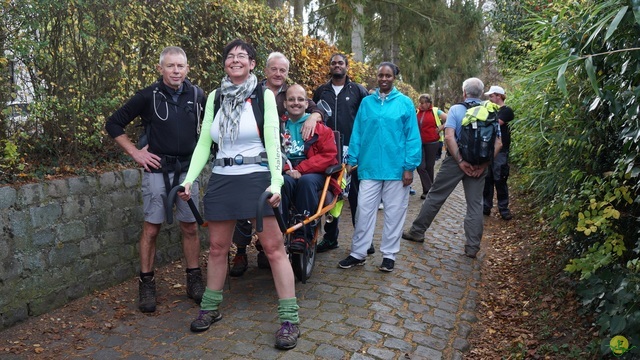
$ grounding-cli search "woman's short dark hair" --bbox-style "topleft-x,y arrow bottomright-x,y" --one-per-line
378,62 -> 400,76
329,53 -> 348,66
222,39 -> 257,66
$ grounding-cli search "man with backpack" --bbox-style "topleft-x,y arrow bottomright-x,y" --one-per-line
105,46 -> 206,312
483,85 -> 514,220
402,77 -> 502,259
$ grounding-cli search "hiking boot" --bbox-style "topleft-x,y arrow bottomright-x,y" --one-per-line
190,310 -> 222,332
501,210 -> 513,220
138,276 -> 156,313
289,238 -> 306,253
420,193 -> 427,200
257,250 -> 270,269
229,254 -> 248,277
338,255 -> 366,269
401,231 -> 424,243
316,238 -> 338,253
483,209 -> 491,216
274,321 -> 300,350
379,258 -> 395,272
367,244 -> 375,255
186,269 -> 205,304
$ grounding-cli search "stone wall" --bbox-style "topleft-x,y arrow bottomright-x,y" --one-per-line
0,168 -> 209,330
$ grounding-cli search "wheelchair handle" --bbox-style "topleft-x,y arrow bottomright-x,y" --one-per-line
256,191 -> 287,233
166,185 -> 204,225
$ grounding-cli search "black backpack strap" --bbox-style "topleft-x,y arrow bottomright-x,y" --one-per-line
249,83 -> 265,145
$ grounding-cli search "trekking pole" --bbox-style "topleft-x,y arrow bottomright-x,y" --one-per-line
166,185 -> 204,226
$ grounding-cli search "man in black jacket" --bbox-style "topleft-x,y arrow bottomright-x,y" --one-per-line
105,46 -> 206,313
312,54 -> 370,253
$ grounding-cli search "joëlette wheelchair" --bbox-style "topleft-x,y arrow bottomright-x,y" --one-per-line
166,131 -> 347,284
257,130 -> 346,283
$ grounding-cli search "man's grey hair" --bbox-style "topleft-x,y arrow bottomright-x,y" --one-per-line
266,52 -> 290,70
462,77 -> 484,98
159,46 -> 187,65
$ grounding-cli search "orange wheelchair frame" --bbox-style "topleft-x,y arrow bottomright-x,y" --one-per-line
256,162 -> 346,284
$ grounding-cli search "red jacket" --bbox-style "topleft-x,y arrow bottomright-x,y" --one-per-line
284,123 -> 342,197
417,106 -> 441,143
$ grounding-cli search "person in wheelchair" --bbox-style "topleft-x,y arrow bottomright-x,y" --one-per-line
281,84 -> 342,253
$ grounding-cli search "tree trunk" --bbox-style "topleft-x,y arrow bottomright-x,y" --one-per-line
293,0 -> 304,25
267,0 -> 284,9
351,4 -> 364,62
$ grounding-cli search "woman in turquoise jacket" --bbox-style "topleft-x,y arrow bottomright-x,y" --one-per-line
338,62 -> 422,272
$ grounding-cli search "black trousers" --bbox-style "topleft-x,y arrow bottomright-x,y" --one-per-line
483,152 -> 510,214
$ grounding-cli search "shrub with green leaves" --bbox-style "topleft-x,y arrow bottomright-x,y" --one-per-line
489,0 -> 640,355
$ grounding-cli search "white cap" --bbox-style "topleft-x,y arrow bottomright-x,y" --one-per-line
484,85 -> 505,95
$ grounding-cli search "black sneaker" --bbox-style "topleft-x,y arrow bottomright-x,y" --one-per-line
483,209 -> 491,216
138,276 -> 156,313
501,210 -> 513,220
316,238 -> 338,253
190,310 -> 222,332
379,258 -> 395,272
186,269 -> 205,304
274,321 -> 300,350
338,255 -> 366,269
257,251 -> 270,269
367,244 -> 375,255
229,254 -> 248,277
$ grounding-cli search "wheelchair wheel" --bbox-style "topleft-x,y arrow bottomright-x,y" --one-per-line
291,229 -> 318,284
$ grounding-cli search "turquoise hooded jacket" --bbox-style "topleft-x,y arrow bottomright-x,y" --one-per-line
346,87 -> 422,181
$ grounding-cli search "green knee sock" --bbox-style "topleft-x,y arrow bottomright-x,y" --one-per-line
201,288 -> 223,311
277,297 -> 300,324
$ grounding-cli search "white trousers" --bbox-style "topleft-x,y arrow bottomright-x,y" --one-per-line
350,179 -> 410,261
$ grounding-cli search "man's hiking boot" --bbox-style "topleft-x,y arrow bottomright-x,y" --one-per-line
186,269 -> 205,304
257,250 -> 270,269
316,238 -> 338,253
138,275 -> 156,313
229,254 -> 248,277
190,310 -> 222,332
274,321 -> 300,350
401,231 -> 424,243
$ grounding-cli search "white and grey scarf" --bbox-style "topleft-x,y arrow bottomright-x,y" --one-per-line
218,73 -> 258,147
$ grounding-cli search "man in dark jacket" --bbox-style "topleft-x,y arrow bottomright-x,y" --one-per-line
312,53 -> 370,253
105,46 -> 206,313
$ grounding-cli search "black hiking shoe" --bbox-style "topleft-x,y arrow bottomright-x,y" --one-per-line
229,254 -> 248,277
190,310 -> 222,332
186,269 -> 205,304
275,321 -> 300,350
257,251 -> 270,269
138,276 -> 156,313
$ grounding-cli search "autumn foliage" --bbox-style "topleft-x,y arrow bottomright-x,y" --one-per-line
0,0 -> 386,184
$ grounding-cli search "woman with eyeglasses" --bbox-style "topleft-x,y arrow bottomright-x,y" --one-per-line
178,39 -> 300,350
